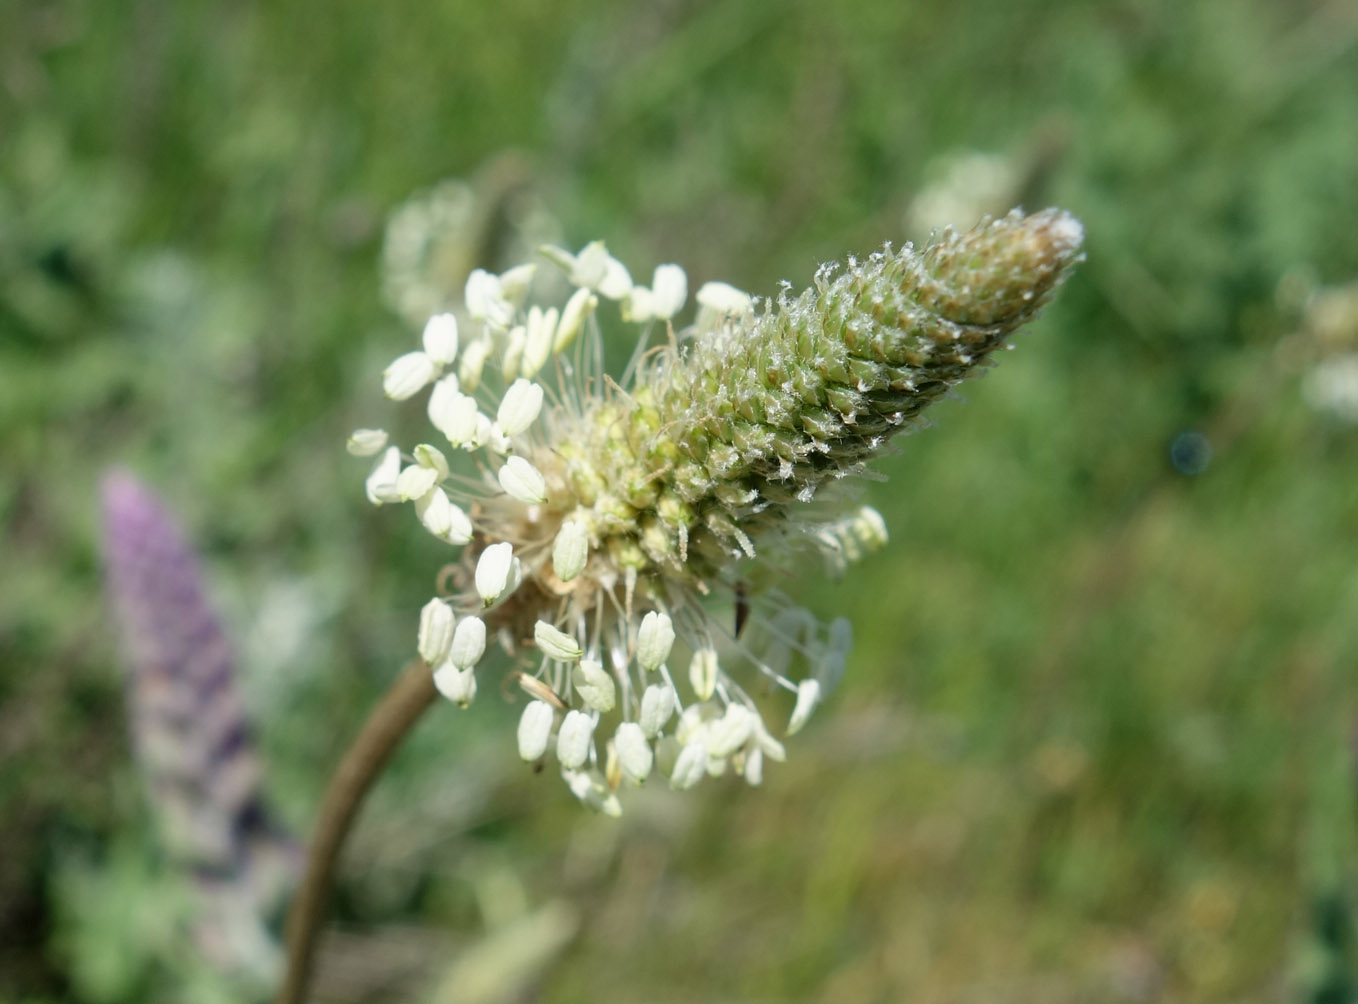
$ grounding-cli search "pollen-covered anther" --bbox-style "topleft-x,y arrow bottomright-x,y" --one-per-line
639,684 -> 675,738
552,520 -> 589,582
415,488 -> 473,545
534,620 -> 583,662
707,704 -> 755,759
395,463 -> 439,502
689,647 -> 719,702
364,446 -> 401,505
635,611 -> 675,672
346,428 -> 389,456
572,657 -> 616,713
449,615 -> 487,670
498,455 -> 547,504
555,287 -> 597,353
421,312 -> 459,365
556,710 -> 595,770
669,738 -> 708,791
614,722 -> 654,783
496,379 -> 544,438
474,543 -> 519,606
417,598 -> 454,665
787,679 -> 821,735
517,701 -> 556,760
383,351 -> 437,401
432,663 -> 477,707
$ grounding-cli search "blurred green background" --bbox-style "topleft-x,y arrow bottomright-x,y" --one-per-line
4,0 -> 1358,1000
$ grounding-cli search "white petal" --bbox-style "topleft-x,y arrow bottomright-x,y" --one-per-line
534,620 -> 583,662
449,615 -> 487,670
395,463 -> 439,501
364,447 -> 403,505
554,287 -> 597,353
421,312 -> 459,365
383,351 -> 437,400
498,456 -> 547,504
417,598 -> 454,665
552,520 -> 589,582
651,264 -> 687,319
346,428 -> 388,456
556,710 -> 594,770
496,379 -> 544,437
432,663 -> 477,707
669,739 -> 708,791
614,722 -> 653,783
517,701 -> 555,761
639,684 -> 675,738
415,487 -> 473,545
707,704 -> 755,759
689,646 -> 719,701
474,542 -> 516,605
412,443 -> 449,479
497,263 -> 537,306
458,337 -> 491,392
572,657 -> 616,713
636,611 -> 675,672
426,374 -> 462,430
787,678 -> 821,735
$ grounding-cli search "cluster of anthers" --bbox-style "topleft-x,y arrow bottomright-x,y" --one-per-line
349,211 -> 1083,814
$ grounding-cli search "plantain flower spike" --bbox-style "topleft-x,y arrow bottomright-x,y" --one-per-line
354,209 -> 1083,811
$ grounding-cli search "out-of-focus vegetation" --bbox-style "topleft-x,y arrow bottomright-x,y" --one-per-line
3,0 -> 1357,1000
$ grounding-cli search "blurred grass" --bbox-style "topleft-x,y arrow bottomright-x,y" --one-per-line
3,0 -> 1358,1000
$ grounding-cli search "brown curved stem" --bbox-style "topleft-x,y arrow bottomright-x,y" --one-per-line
275,660 -> 438,1004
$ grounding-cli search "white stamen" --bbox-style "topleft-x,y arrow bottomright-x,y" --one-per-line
552,520 -> 589,582
475,542 -> 517,606
383,351 -> 436,401
449,615 -> 487,670
614,722 -> 653,783
636,611 -> 675,672
517,701 -> 555,761
496,379 -> 544,437
421,312 -> 459,365
417,598 -> 454,666
498,455 -> 547,504
556,710 -> 594,770
573,657 -> 616,713
432,663 -> 477,707
346,428 -> 388,456
534,620 -> 583,663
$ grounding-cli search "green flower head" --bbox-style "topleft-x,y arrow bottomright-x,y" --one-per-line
354,209 -> 1084,813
